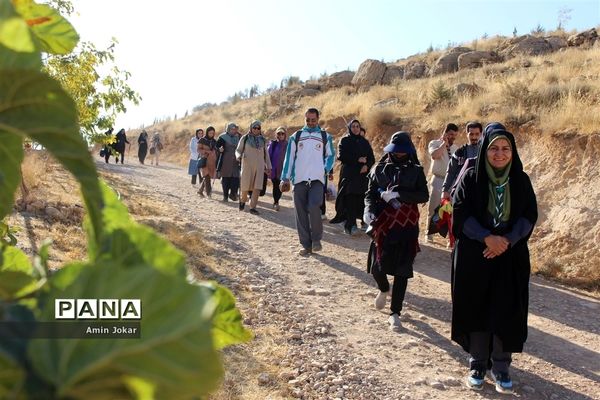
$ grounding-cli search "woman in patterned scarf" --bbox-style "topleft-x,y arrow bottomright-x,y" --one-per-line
451,128 -> 537,394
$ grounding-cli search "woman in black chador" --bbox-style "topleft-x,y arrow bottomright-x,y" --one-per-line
364,132 -> 428,332
114,128 -> 130,164
138,130 -> 148,164
451,127 -> 537,394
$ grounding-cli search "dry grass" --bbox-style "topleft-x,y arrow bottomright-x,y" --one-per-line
21,150 -> 46,193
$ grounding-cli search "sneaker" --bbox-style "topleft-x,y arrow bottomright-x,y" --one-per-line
298,248 -> 312,256
360,221 -> 368,231
312,241 -> 322,252
321,213 -> 328,220
197,190 -> 205,198
490,370 -> 513,394
388,313 -> 401,331
222,197 -> 228,202
374,290 -> 389,310
249,208 -> 259,215
229,194 -> 238,201
273,203 -> 280,211
239,202 -> 245,211
466,369 -> 485,391
329,216 -> 344,224
344,226 -> 352,235
207,193 -> 212,199
350,226 -> 359,235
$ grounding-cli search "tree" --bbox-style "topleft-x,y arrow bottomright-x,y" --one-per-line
513,27 -> 518,37
557,7 -> 572,31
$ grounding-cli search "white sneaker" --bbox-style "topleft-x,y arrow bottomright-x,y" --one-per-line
374,291 -> 389,310
388,313 -> 402,331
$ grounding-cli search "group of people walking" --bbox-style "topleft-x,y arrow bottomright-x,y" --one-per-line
137,108 -> 538,395
102,128 -> 162,166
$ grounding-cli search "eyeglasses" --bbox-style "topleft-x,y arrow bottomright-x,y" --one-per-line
277,132 -> 285,136
252,126 -> 261,130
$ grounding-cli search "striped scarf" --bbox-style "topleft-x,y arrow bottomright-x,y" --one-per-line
485,160 -> 511,227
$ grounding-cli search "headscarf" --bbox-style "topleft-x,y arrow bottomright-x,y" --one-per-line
245,120 -> 265,149
347,119 -> 361,136
475,129 -> 523,228
225,122 -> 238,135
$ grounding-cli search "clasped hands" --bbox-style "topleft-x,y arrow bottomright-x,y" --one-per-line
483,235 -> 510,259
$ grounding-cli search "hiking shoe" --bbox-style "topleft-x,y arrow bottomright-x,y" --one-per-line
360,221 -> 368,231
229,194 -> 238,201
197,190 -> 205,197
273,203 -> 280,211
249,208 -> 259,215
222,197 -> 228,202
312,241 -> 322,252
374,290 -> 389,310
239,202 -> 245,211
350,226 -> 359,235
466,369 -> 485,391
298,248 -> 312,256
490,370 -> 513,394
388,313 -> 401,331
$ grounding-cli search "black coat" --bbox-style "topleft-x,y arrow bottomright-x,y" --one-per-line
337,134 -> 375,194
451,130 -> 537,353
365,155 -> 429,277
114,130 -> 129,153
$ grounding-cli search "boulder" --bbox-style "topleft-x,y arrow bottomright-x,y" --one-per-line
382,65 -> 404,85
325,70 -> 354,88
567,28 -> 598,47
455,82 -> 482,96
45,206 -> 62,220
403,61 -> 428,80
289,88 -> 320,97
545,36 -> 568,51
351,59 -> 386,87
303,82 -> 321,91
502,35 -> 553,57
458,51 -> 501,69
430,47 -> 472,75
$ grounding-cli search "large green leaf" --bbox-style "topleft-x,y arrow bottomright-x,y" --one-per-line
0,132 -> 23,220
0,43 -> 42,70
0,244 -> 42,300
0,350 -> 26,400
0,69 -> 103,245
29,262 -> 230,399
0,0 -> 35,52
13,0 -> 79,54
85,182 -> 186,276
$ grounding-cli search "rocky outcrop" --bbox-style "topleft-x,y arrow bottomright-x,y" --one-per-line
545,36 -> 568,51
458,51 -> 502,69
454,82 -> 482,95
351,59 -> 386,87
567,28 -> 598,47
502,35 -> 553,57
430,47 -> 472,75
382,65 -> 404,85
403,61 -> 428,80
324,71 -> 354,88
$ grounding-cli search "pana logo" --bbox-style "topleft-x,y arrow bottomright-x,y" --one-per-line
55,299 -> 142,320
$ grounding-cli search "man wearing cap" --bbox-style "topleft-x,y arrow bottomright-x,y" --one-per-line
281,107 -> 333,256
425,123 -> 458,242
267,126 -> 289,211
216,122 -> 241,202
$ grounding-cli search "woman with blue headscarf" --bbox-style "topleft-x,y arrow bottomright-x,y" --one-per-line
451,127 -> 537,394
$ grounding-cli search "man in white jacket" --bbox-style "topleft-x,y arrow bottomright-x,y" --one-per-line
281,108 -> 333,256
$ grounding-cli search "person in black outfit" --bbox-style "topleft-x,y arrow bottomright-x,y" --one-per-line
138,130 -> 149,164
451,128 -> 537,394
330,119 -> 375,234
113,128 -> 129,164
364,132 -> 429,331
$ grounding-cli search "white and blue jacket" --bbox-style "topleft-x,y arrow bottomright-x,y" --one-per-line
281,127 -> 335,185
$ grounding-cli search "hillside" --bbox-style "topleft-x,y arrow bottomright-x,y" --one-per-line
127,28 -> 600,291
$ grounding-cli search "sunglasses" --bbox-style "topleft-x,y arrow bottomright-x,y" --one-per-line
252,126 -> 261,130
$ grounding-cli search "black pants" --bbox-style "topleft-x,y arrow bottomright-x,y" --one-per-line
221,177 -> 239,200
104,147 -> 111,163
191,174 -> 198,185
372,267 -> 408,315
272,178 -> 282,204
115,151 -> 124,164
469,332 -> 512,374
321,190 -> 326,215
344,193 -> 365,230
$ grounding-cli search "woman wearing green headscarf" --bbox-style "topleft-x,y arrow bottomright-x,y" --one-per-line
451,127 -> 537,394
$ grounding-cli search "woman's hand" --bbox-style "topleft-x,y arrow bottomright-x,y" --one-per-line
358,156 -> 367,163
483,235 -> 509,257
360,165 -> 368,174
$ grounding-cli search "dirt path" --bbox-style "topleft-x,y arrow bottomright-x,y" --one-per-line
98,160 -> 600,400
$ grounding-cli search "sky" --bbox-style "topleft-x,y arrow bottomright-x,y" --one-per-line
68,0 -> 600,130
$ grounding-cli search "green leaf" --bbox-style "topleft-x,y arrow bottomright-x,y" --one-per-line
32,238 -> 51,279
203,282 -> 253,350
13,0 -> 79,54
0,133 -> 23,220
85,182 -> 186,276
0,350 -> 26,400
29,262 -> 226,399
0,244 -> 41,300
0,42 -> 42,70
0,69 -> 104,245
0,16 -> 35,52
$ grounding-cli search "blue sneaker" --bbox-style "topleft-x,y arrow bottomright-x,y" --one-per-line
466,369 -> 485,390
490,370 -> 513,394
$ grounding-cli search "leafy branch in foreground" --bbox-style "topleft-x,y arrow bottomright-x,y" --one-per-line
0,1 -> 251,398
